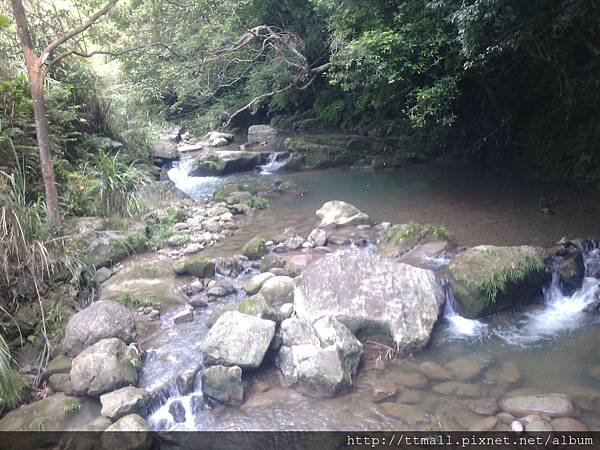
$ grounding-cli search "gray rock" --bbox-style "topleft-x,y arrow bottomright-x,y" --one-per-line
201,365 -> 244,405
248,124 -> 278,144
258,276 -> 295,307
500,394 -> 575,418
308,228 -> 330,247
294,251 -> 444,351
100,386 -> 149,419
169,400 -> 186,423
202,311 -> 275,368
226,191 -> 252,205
62,300 -> 136,357
103,414 -> 154,450
313,316 -> 363,376
280,317 -> 320,346
284,235 -> 304,251
173,307 -> 194,324
48,373 -> 75,395
279,303 -> 294,320
45,355 -> 72,378
70,338 -> 139,396
95,267 -> 113,284
244,272 -> 275,295
315,201 -> 370,228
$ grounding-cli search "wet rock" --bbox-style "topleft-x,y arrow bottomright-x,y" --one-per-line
377,403 -> 426,423
189,297 -> 208,309
470,416 -> 498,431
279,303 -> 294,320
418,361 -> 452,381
583,298 -> 600,314
556,251 -> 585,295
372,378 -> 397,403
243,272 -> 275,295
316,201 -> 370,228
258,276 -> 295,307
259,254 -> 286,272
469,398 -> 499,416
207,278 -> 236,298
486,361 -> 522,385
550,417 -> 587,431
433,381 -> 481,398
176,366 -> 201,395
525,420 -> 552,432
202,311 -> 275,368
448,245 -> 545,318
396,371 -> 428,389
445,355 -> 491,381
242,237 -> 268,260
190,395 -> 209,414
103,414 -> 155,450
312,316 -> 363,377
497,412 -> 515,424
308,228 -> 330,247
100,386 -> 149,420
500,393 -> 575,418
173,307 -> 194,324
275,344 -> 352,396
294,251 -> 445,352
397,388 -> 426,404
169,400 -> 186,423
62,300 -> 136,357
201,365 -> 244,405
226,191 -> 251,205
248,124 -> 278,144
280,317 -> 320,346
173,256 -> 216,278
564,386 -> 600,411
70,338 -> 139,396
230,203 -> 252,215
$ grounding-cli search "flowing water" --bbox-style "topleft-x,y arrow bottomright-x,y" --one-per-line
145,160 -> 600,430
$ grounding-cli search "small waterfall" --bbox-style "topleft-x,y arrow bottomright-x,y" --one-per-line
167,157 -> 221,198
442,280 -> 488,337
258,152 -> 289,175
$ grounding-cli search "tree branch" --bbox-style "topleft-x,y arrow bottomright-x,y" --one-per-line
40,0 -> 119,64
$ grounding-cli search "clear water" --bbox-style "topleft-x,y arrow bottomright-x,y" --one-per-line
143,164 -> 600,431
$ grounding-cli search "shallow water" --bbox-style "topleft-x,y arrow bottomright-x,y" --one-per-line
147,163 -> 600,431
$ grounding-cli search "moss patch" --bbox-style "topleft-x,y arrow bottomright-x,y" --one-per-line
242,237 -> 268,260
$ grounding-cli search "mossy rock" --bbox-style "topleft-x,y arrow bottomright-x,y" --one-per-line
378,222 -> 450,258
242,237 -> 268,260
238,295 -> 279,322
173,256 -> 216,278
259,254 -> 286,272
448,245 -> 546,318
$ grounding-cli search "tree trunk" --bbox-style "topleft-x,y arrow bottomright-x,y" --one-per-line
11,0 -> 62,228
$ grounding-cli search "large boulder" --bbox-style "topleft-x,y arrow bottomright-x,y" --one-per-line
100,386 -> 149,420
294,251 -> 445,351
62,300 -> 136,357
201,365 -> 244,405
316,201 -> 370,228
202,131 -> 234,147
102,414 -> 154,450
202,311 -> 275,368
70,338 -> 139,396
448,245 -> 545,318
243,272 -> 275,295
312,316 -> 363,377
248,125 -> 278,144
500,394 -> 575,418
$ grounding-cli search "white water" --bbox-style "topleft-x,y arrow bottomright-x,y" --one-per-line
167,158 -> 221,198
445,249 -> 600,345
258,152 -> 289,175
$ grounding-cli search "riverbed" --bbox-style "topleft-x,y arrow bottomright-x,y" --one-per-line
143,162 -> 600,431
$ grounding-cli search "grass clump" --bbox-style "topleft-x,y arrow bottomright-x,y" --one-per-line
63,398 -> 81,416
380,222 -> 450,245
0,335 -> 28,410
244,195 -> 269,209
118,293 -> 157,309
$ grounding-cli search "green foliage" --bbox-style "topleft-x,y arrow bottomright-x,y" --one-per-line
0,335 -> 28,410
63,398 -> 81,416
29,416 -> 52,432
380,222 -> 450,246
118,292 -> 157,309
465,256 -> 545,304
126,353 -> 142,369
244,195 -> 269,209
146,210 -> 182,251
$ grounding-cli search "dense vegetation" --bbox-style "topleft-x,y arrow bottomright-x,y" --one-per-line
0,0 -> 598,411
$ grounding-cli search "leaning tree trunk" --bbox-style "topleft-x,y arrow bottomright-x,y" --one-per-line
11,0 -> 62,228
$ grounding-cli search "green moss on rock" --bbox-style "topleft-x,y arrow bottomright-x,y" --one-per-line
242,237 -> 268,260
173,256 -> 216,278
449,245 -> 546,318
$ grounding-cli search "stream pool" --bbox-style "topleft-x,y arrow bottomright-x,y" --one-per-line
145,162 -> 600,431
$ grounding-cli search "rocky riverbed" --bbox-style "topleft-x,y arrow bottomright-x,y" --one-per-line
2,138 -> 600,437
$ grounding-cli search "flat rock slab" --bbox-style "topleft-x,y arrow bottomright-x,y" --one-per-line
500,394 -> 575,418
100,386 -> 149,420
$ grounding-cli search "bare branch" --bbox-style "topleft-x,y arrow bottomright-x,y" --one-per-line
40,0 -> 119,64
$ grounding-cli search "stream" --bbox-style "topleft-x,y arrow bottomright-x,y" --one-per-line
141,157 -> 600,431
